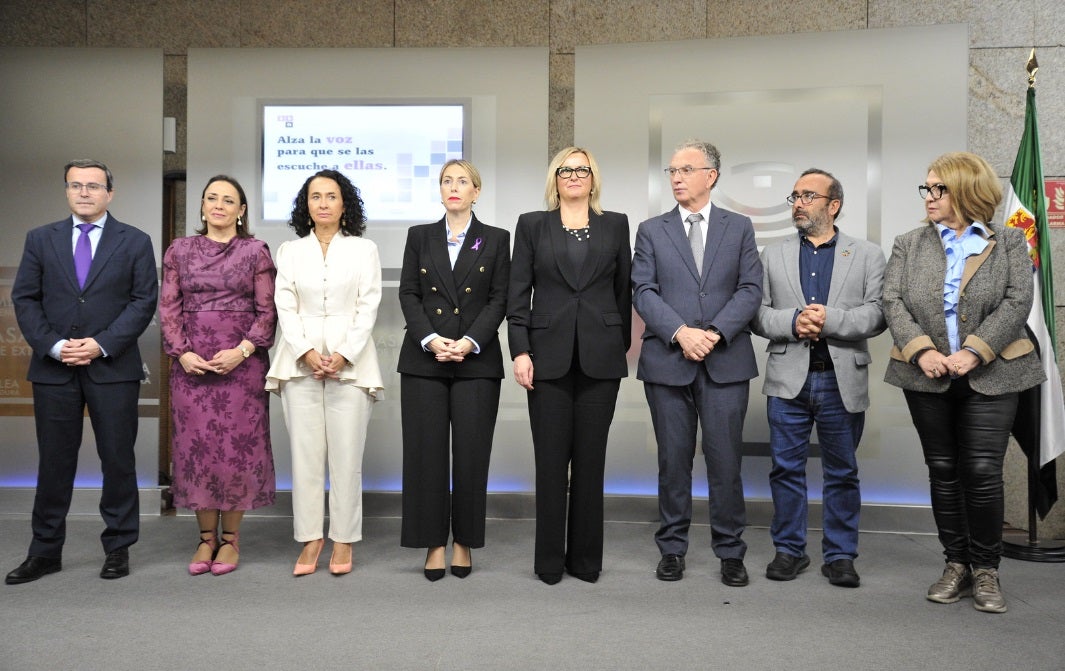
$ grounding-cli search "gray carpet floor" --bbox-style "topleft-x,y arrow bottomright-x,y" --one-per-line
1,514 -> 1063,671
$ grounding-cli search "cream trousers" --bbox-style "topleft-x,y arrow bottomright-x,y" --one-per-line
280,375 -> 374,543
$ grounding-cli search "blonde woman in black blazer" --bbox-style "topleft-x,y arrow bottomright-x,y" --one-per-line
508,147 -> 632,584
398,160 -> 510,581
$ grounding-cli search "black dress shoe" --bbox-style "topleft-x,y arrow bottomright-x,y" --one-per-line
567,569 -> 599,583
100,548 -> 130,580
720,558 -> 749,586
656,554 -> 685,581
821,558 -> 860,588
537,572 -> 562,585
765,552 -> 811,581
5,556 -> 61,585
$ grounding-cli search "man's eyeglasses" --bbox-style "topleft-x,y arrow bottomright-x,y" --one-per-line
918,184 -> 948,200
786,191 -> 832,206
66,182 -> 108,193
663,166 -> 713,178
556,166 -> 592,179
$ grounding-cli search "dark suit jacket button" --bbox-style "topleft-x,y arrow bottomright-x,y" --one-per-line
699,292 -> 706,297
78,298 -> 86,303
465,287 -> 472,293
435,309 -> 443,315
479,266 -> 485,272
453,308 -> 460,314
431,286 -> 438,292
420,268 -> 427,275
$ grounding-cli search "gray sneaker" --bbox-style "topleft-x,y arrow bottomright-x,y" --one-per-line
972,567 -> 1008,613
926,562 -> 972,603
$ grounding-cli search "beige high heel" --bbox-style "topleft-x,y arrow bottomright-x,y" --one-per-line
293,538 -> 324,576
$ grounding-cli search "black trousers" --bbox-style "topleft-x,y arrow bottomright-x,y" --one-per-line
904,377 -> 1017,569
527,363 -> 620,575
30,373 -> 141,558
400,374 -> 500,548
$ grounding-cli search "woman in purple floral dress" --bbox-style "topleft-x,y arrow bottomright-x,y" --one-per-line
160,175 -> 278,576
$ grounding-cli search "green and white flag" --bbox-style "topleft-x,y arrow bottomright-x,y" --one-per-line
1004,78 -> 1064,515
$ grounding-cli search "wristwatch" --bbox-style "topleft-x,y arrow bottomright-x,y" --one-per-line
238,345 -> 251,359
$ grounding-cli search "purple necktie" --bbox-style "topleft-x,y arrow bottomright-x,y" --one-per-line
74,223 -> 95,288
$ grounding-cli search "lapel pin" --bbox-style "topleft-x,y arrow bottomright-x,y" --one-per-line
471,237 -> 483,251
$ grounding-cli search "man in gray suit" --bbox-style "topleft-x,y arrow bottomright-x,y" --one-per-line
632,139 -> 762,586
751,168 -> 885,588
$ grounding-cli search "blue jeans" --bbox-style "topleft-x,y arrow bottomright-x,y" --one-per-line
767,370 -> 863,562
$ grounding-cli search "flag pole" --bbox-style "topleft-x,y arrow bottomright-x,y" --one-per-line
1001,49 -> 1065,562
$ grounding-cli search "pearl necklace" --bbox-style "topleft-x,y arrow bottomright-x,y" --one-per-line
563,222 -> 590,242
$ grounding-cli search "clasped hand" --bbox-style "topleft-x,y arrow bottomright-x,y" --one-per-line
678,326 -> 720,362
918,348 -> 980,380
60,337 -> 102,366
301,350 -> 348,380
179,348 -> 245,376
796,304 -> 825,341
429,336 -> 472,363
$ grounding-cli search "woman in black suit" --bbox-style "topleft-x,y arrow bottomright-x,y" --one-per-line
398,159 -> 510,581
508,146 -> 632,584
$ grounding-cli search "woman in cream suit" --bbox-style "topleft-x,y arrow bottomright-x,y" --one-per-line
266,169 -> 383,577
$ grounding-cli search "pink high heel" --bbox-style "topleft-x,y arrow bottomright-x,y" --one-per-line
293,538 -> 324,576
188,529 -> 218,576
329,542 -> 353,575
210,530 -> 240,576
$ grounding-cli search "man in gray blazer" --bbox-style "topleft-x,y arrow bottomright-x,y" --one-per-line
632,139 -> 762,586
751,168 -> 885,588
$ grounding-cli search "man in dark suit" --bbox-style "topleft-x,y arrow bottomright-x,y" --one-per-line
632,140 -> 762,585
751,169 -> 886,588
6,159 -> 158,584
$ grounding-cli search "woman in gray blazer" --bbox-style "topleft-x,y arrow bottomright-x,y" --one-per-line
883,152 -> 1044,614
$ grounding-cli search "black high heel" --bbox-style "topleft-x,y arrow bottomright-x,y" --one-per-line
450,547 -> 472,578
424,567 -> 446,581
424,547 -> 446,582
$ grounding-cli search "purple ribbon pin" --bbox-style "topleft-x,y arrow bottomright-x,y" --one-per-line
471,237 -> 483,251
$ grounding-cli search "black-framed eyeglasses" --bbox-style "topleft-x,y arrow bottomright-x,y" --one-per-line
786,191 -> 832,205
664,166 -> 713,178
918,184 -> 948,200
556,166 -> 592,179
66,182 -> 108,193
